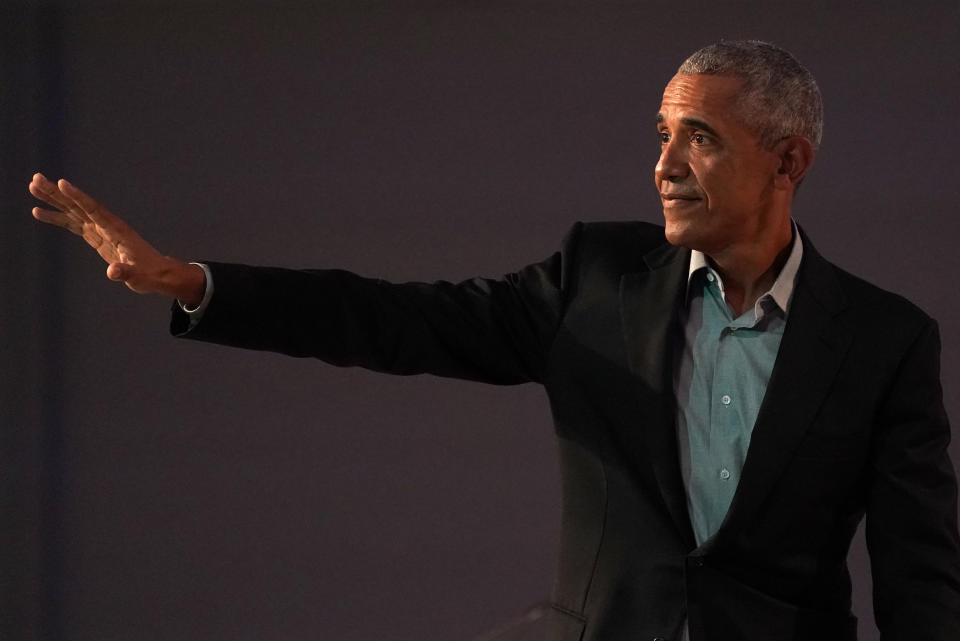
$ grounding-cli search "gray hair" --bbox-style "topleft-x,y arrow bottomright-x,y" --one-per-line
678,40 -> 823,150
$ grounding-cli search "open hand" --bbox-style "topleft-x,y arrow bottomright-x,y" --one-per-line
29,173 -> 205,305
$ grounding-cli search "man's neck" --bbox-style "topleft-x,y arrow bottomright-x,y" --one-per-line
706,221 -> 794,317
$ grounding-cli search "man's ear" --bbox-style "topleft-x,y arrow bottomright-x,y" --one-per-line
774,136 -> 816,190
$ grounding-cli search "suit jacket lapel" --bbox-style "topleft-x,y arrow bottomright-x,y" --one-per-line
620,242 -> 695,548
715,233 -> 853,541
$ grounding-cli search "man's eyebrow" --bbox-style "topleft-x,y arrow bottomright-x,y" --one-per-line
656,113 -> 721,139
681,117 -> 720,138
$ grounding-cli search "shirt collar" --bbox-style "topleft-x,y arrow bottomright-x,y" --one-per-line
686,220 -> 804,317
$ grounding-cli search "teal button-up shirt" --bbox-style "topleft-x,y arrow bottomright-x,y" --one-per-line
674,227 -> 804,546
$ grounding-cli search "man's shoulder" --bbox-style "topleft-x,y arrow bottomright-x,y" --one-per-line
575,220 -> 667,242
556,220 -> 676,282
565,220 -> 670,256
836,263 -> 931,321
804,244 -> 934,329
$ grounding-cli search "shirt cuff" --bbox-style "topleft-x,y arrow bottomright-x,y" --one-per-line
178,262 -> 214,322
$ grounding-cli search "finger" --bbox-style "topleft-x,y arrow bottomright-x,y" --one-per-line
29,174 -> 84,218
106,262 -> 128,281
31,174 -> 82,216
58,179 -> 121,229
30,183 -> 88,229
34,206 -> 113,256
32,206 -> 83,235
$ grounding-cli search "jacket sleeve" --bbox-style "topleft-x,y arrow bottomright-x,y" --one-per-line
866,318 -> 960,639
170,225 -> 582,385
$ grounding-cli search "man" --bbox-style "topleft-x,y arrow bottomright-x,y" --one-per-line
29,40 -> 960,640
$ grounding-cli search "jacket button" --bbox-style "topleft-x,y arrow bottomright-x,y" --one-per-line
653,637 -> 666,641
689,556 -> 704,567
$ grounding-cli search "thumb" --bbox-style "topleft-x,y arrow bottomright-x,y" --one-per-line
106,262 -> 132,282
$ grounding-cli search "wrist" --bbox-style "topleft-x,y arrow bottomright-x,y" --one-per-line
163,258 -> 206,307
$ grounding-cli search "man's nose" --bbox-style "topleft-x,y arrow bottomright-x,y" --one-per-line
655,141 -> 690,183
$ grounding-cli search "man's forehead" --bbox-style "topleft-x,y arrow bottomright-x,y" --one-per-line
657,73 -> 745,123
660,73 -> 743,104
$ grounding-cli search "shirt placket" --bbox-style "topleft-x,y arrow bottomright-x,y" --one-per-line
701,272 -> 763,536
707,278 -> 740,532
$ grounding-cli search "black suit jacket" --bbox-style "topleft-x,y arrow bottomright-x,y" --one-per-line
173,221 -> 960,641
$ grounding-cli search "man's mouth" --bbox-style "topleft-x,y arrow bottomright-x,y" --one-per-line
661,192 -> 702,207
660,192 -> 700,201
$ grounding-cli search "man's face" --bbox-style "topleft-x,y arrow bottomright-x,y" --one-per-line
655,73 -> 781,253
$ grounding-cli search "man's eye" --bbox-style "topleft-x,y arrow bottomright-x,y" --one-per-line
659,132 -> 670,144
693,133 -> 707,144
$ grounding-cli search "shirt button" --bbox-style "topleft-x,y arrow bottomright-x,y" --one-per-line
706,272 -> 715,282
721,394 -> 731,405
720,468 -> 731,480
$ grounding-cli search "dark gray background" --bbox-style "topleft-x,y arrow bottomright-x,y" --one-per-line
3,2 -> 958,640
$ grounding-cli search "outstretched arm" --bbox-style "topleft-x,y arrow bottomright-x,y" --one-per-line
28,173 -> 205,306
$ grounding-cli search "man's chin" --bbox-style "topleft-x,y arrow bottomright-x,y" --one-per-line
663,221 -> 691,248
663,221 -> 711,252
